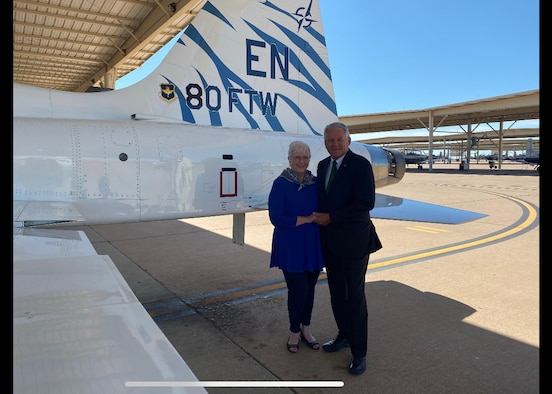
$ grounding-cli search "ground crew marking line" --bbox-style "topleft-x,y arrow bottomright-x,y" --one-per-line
178,192 -> 538,310
406,226 -> 449,233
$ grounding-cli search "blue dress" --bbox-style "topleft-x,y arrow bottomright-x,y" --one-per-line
268,169 -> 325,273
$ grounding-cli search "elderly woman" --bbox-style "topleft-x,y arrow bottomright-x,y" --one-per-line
268,141 -> 325,353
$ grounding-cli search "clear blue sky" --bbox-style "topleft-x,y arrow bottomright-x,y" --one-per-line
116,0 -> 539,140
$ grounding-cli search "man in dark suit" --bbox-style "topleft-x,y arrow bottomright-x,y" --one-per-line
313,121 -> 382,375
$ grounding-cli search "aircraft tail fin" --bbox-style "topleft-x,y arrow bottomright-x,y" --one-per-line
14,0 -> 338,136
133,0 -> 337,134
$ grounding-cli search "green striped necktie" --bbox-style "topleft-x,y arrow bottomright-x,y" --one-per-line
326,160 -> 337,191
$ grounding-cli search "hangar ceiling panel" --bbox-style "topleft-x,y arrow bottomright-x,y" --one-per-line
13,0 -> 206,92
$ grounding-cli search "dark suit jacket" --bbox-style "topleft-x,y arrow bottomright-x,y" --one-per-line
317,149 -> 382,260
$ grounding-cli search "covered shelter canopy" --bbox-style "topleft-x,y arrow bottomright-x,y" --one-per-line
341,90 -> 539,134
340,90 -> 539,168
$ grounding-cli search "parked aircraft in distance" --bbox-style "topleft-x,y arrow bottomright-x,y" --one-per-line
521,138 -> 539,168
400,148 -> 429,168
12,0 -> 487,392
487,138 -> 539,170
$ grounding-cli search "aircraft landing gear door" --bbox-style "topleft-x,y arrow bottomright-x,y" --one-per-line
220,168 -> 237,197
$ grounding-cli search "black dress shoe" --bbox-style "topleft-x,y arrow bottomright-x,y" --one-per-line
322,335 -> 349,352
348,356 -> 366,375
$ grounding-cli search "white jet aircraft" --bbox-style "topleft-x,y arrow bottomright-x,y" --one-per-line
13,2 -> 405,231
14,0 -> 458,392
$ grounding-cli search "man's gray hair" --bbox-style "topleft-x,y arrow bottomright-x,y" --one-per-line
324,121 -> 350,137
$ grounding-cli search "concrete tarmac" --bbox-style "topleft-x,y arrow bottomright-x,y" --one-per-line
58,162 -> 540,393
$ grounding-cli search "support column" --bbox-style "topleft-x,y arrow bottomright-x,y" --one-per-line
103,68 -> 116,90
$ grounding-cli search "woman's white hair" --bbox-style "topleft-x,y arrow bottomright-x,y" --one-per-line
288,140 -> 311,159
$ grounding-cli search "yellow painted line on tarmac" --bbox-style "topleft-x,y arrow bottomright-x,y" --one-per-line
189,273 -> 331,307
406,225 -> 449,234
369,193 -> 537,270
188,281 -> 288,307
192,193 -> 536,308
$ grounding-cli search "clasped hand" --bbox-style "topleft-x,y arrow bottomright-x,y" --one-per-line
299,212 -> 330,226
311,212 -> 330,226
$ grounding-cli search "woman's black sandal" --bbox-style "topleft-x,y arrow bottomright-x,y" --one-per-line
286,336 -> 299,353
300,332 -> 320,350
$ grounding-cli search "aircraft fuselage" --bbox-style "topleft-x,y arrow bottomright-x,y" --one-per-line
13,117 -> 404,226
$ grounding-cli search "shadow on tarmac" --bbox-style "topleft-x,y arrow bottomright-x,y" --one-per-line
83,216 -> 538,394
67,166 -> 539,394
154,277 -> 539,393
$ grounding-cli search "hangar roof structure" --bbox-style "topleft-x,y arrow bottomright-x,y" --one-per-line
360,128 -> 540,152
13,0 -> 539,152
13,0 -> 207,92
347,90 -> 540,153
341,90 -> 539,134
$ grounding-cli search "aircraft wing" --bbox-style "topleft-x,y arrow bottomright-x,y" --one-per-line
13,227 -> 207,394
13,201 -> 84,225
372,194 -> 487,224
